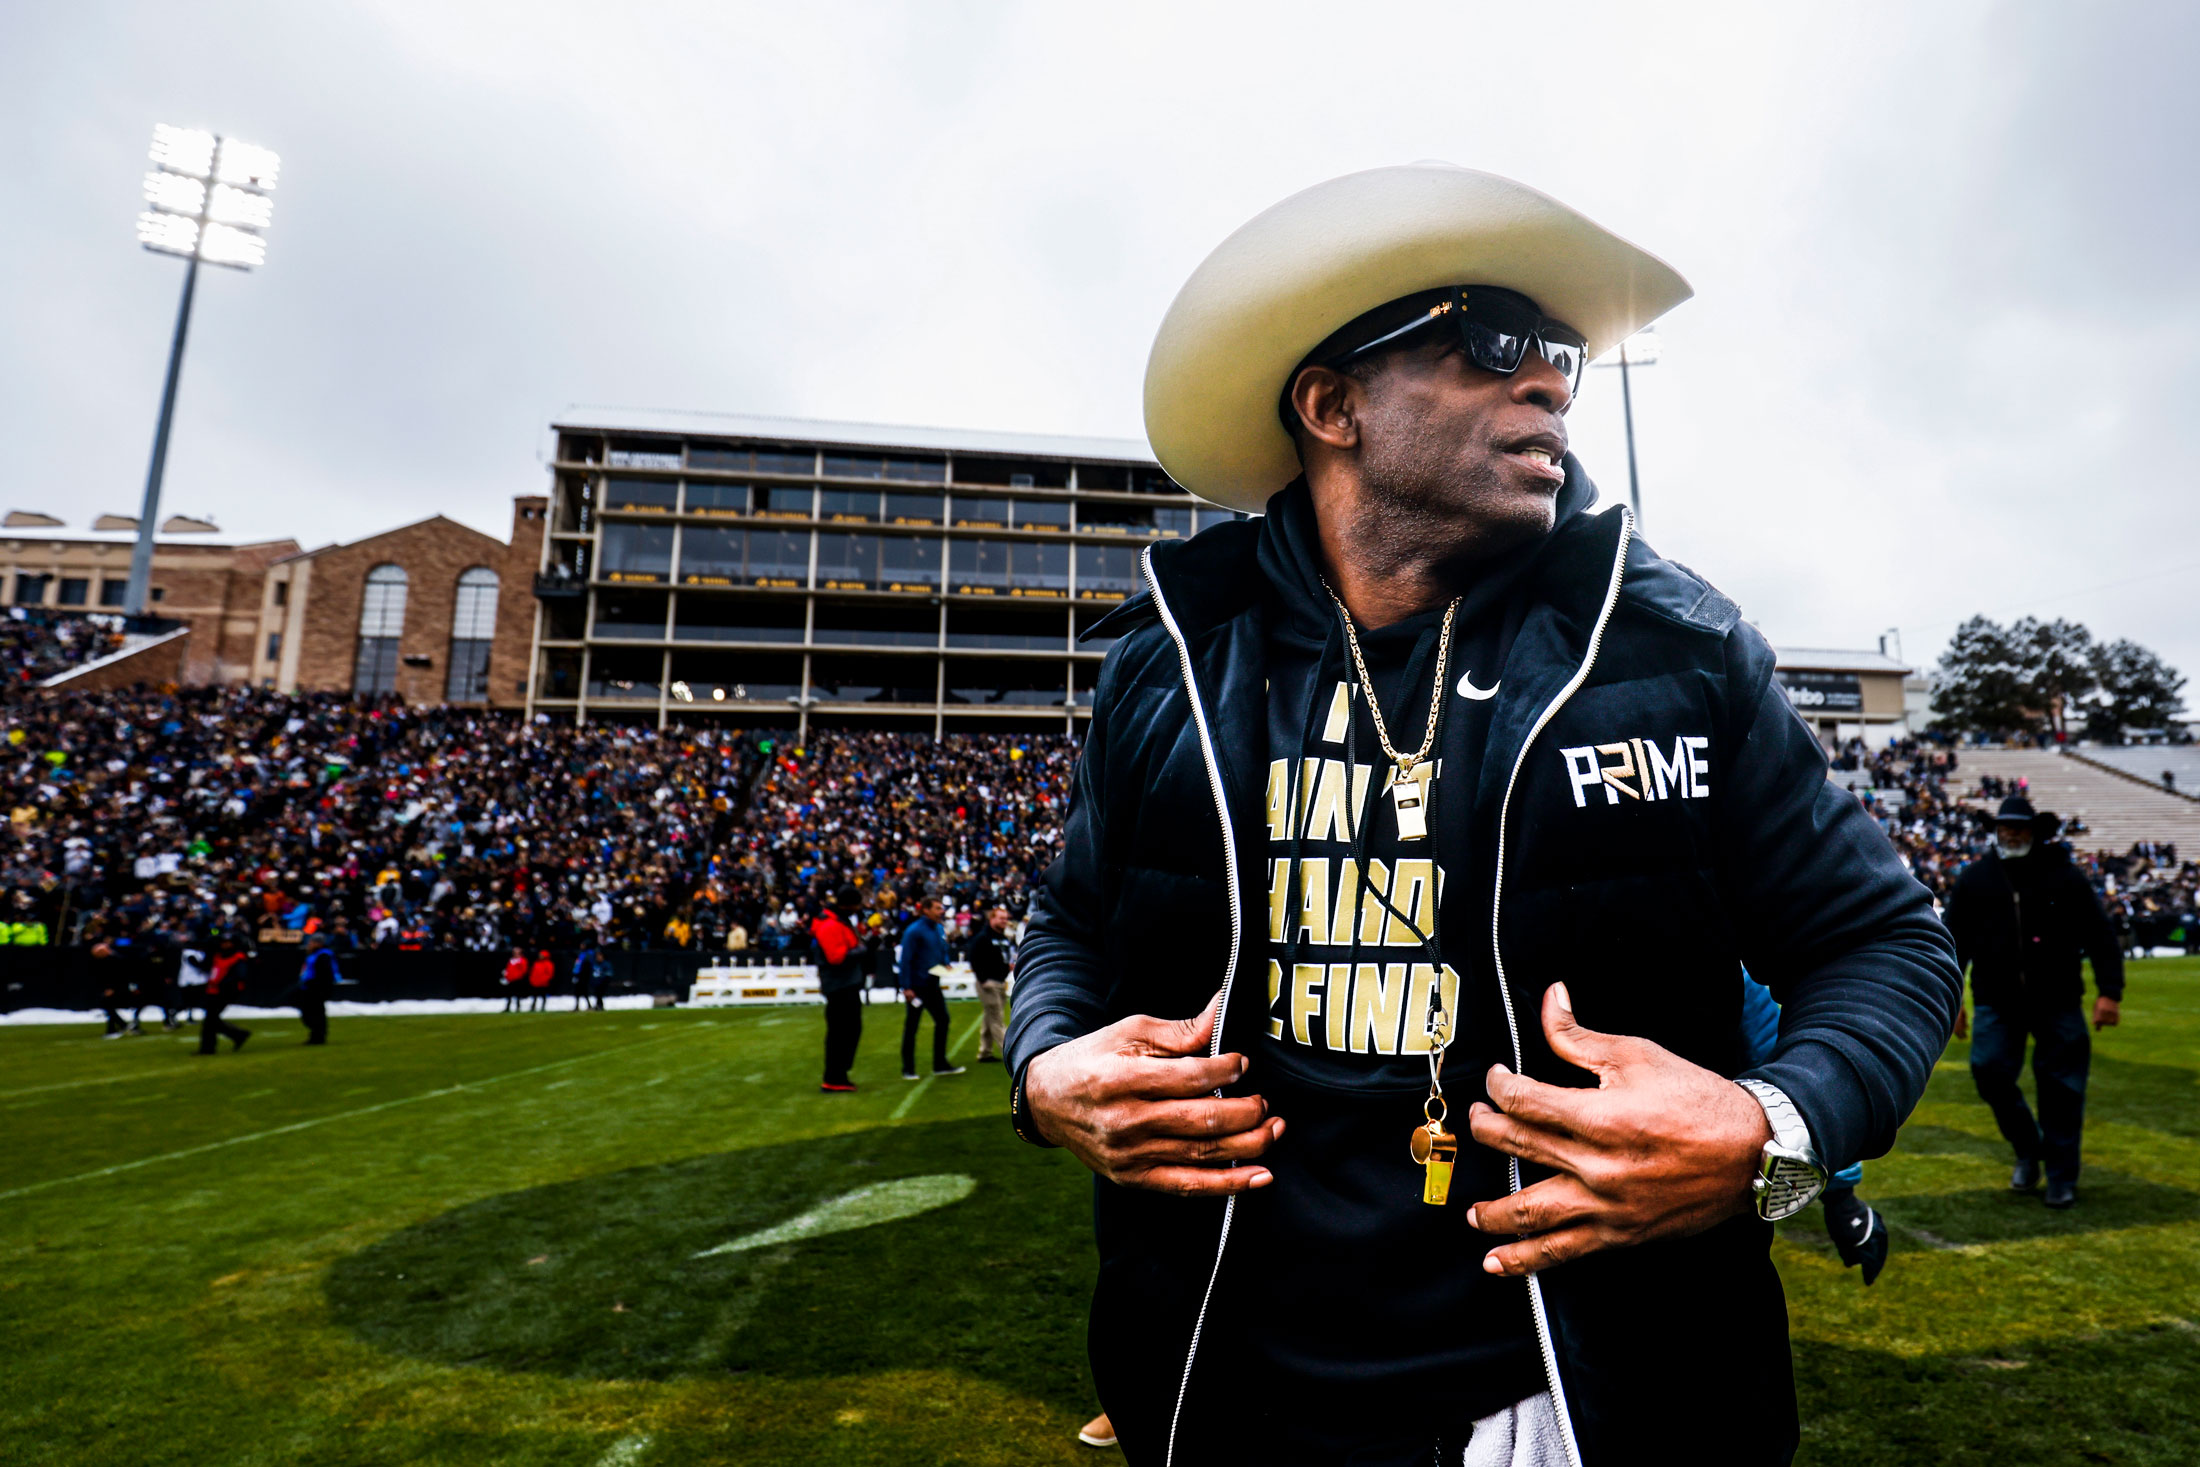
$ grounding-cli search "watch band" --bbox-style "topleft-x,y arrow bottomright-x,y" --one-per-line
1010,1066 -> 1056,1148
1736,1079 -> 1816,1160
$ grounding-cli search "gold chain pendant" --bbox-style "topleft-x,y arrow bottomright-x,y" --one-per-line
1390,760 -> 1431,842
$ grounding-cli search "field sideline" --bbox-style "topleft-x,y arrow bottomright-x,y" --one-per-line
2,965 -> 2196,1466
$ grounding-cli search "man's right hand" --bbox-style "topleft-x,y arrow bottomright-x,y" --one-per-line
1022,994 -> 1283,1197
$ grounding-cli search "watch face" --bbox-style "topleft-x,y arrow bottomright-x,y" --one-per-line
1755,1148 -> 1827,1221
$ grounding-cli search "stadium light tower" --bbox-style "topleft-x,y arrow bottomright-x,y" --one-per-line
1591,328 -> 1660,526
125,124 -> 280,618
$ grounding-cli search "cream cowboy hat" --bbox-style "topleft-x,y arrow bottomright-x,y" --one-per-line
1143,162 -> 1692,513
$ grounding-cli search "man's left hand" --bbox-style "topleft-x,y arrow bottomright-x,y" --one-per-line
1464,983 -> 1772,1277
2094,995 -> 2121,1030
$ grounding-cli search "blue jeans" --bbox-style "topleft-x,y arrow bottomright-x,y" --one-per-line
1968,1002 -> 2090,1186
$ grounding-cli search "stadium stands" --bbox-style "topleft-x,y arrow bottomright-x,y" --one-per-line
1,685 -> 1073,957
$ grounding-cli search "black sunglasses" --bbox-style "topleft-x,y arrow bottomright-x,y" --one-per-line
1327,286 -> 1588,396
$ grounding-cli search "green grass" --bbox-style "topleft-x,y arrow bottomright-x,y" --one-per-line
2,965 -> 2196,1465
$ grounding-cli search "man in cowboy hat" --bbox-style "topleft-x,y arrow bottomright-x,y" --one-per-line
1945,795 -> 2123,1210
1005,164 -> 1961,1466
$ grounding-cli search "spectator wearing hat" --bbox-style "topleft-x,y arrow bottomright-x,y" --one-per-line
811,887 -> 867,1092
527,949 -> 556,1012
1009,163 -> 1960,1465
1946,796 -> 2124,1208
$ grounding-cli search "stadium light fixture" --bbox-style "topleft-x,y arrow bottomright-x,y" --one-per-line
124,124 -> 280,618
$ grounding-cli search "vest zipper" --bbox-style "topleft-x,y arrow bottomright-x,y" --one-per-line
1142,545 -> 1248,1467
1487,507 -> 1634,1467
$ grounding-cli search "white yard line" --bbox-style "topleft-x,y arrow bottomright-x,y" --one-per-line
0,1064 -> 201,1100
0,1032 -> 700,1202
888,1012 -> 986,1121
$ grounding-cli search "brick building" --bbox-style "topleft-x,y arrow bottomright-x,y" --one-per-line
0,515 -> 299,684
253,497 -> 546,707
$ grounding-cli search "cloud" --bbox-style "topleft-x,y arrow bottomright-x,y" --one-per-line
2,1 -> 2194,689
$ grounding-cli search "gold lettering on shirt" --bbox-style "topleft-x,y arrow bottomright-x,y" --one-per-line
1321,681 -> 1352,745
1294,858 -> 1332,946
1385,859 -> 1437,946
1265,760 -> 1292,841
1325,962 -> 1353,1050
1400,963 -> 1461,1053
1267,857 -> 1291,942
1289,962 -> 1326,1046
1349,960 -> 1409,1055
1265,958 -> 1283,1040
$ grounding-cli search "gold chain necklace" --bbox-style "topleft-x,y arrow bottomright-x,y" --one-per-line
1320,580 -> 1459,841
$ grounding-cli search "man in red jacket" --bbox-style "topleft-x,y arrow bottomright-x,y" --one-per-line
196,938 -> 252,1055
812,887 -> 867,1092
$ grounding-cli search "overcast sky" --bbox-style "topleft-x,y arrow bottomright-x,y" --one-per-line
4,1 -> 2195,681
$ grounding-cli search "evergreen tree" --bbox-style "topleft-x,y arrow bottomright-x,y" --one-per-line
2084,640 -> 2188,742
1930,617 -> 2034,734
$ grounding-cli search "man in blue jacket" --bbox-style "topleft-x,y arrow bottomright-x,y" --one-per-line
1006,165 -> 1960,1467
897,895 -> 965,1081
296,932 -> 340,1046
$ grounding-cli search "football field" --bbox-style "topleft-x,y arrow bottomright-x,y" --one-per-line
2,966 -> 2196,1466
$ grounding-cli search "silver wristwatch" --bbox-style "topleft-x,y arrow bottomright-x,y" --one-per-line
1736,1079 -> 1829,1221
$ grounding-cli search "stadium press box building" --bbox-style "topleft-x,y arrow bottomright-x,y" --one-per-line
530,412 -> 1235,734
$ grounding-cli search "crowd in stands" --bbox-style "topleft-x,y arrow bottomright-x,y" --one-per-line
0,613 -> 126,694
2,684 -> 2190,964
1830,738 -> 2198,955
0,684 -> 1075,962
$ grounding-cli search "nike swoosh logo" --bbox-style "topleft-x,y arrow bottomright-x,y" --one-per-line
1456,672 -> 1499,701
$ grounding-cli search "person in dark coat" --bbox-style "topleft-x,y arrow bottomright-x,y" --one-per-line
968,904 -> 1016,1063
1005,164 -> 1962,1466
812,887 -> 867,1092
296,932 -> 339,1045
1946,796 -> 2124,1208
897,895 -> 964,1080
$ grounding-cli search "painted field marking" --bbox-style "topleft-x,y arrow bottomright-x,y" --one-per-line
0,1031 -> 703,1202
692,1175 -> 976,1258
0,1064 -> 201,1100
596,1433 -> 653,1466
888,1011 -> 988,1121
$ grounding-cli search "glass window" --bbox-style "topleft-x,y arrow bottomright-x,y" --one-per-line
57,578 -> 89,606
1075,544 -> 1141,600
820,488 -> 882,523
814,602 -> 938,647
956,457 -> 1068,488
945,657 -> 1068,708
683,481 -> 749,516
604,477 -> 678,512
595,591 -> 669,639
12,574 -> 48,604
606,443 -> 681,470
1152,506 -> 1194,538
816,533 -> 881,590
822,454 -> 885,480
880,535 -> 941,592
1136,470 -> 1185,494
1074,606 -> 1124,649
949,538 -> 1011,595
1080,501 -> 1158,537
747,528 -> 811,587
883,456 -> 946,483
586,647 -> 663,701
686,446 -> 752,472
884,492 -> 943,526
754,485 -> 814,520
755,449 -> 815,476
679,525 -> 747,585
951,496 -> 1010,528
668,650 -> 802,704
99,580 -> 128,607
1012,498 -> 1070,532
948,605 -> 1067,651
674,596 -> 803,643
1073,463 -> 1131,492
601,522 -> 673,582
1008,540 -> 1069,597
265,632 -> 282,662
445,567 -> 499,703
353,564 -> 408,694
811,654 -> 935,705
1196,507 -> 1239,532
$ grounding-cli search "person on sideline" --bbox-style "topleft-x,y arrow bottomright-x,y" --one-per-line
1946,796 -> 2124,1208
1005,164 -> 1960,1466
898,894 -> 965,1081
527,949 -> 556,1012
969,904 -> 1016,1063
295,932 -> 340,1045
195,937 -> 252,1055
813,887 -> 867,1092
501,947 -> 527,1012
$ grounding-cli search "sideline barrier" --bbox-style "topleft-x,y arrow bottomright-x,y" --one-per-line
689,962 -> 985,1006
